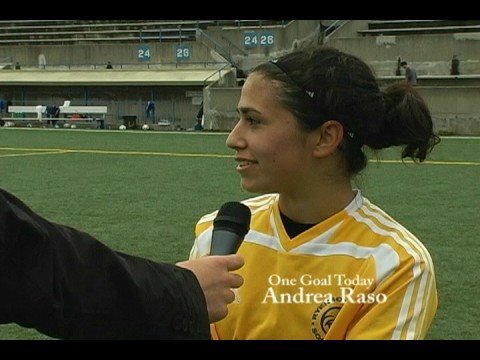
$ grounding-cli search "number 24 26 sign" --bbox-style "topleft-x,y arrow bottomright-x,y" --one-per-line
244,32 -> 274,48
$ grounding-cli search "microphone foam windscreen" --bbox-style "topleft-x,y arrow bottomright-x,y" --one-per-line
213,202 -> 251,237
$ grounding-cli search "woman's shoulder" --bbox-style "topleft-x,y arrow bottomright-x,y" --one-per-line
195,194 -> 278,226
354,196 -> 434,267
241,193 -> 278,212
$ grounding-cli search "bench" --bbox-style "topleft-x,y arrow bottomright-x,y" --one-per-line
7,105 -> 107,116
1,117 -> 103,128
150,119 -> 175,131
8,105 -> 46,118
3,105 -> 107,128
60,106 -> 107,128
58,105 -> 107,116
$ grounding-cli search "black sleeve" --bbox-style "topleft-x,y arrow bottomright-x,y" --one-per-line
0,188 -> 210,339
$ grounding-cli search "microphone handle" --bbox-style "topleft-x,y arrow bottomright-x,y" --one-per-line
210,229 -> 244,255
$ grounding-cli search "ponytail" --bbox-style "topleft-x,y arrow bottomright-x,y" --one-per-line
365,83 -> 440,162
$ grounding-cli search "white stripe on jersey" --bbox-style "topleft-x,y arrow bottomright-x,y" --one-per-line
242,193 -> 277,209
361,200 -> 435,339
245,229 -> 286,252
194,227 -> 214,256
194,221 -> 401,287
243,226 -> 400,284
364,200 -> 434,270
351,201 -> 433,339
196,194 -> 277,225
293,242 -> 399,283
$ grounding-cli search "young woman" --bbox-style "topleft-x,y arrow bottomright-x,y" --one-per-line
190,46 -> 439,339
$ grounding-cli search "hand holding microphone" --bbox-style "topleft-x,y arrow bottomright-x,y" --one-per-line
178,202 -> 251,323
177,254 -> 244,322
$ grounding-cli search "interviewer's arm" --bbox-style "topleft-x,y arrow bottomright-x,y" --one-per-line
0,188 -> 210,339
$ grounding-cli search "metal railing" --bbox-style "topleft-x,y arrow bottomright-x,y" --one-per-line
220,35 -> 248,57
323,20 -> 349,43
203,63 -> 233,87
196,29 -> 235,66
0,55 -> 13,62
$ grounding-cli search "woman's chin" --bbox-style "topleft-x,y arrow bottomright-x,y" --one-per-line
240,180 -> 269,194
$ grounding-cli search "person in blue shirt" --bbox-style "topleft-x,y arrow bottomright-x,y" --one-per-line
146,100 -> 155,121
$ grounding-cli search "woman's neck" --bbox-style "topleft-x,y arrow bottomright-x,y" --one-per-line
278,181 -> 355,224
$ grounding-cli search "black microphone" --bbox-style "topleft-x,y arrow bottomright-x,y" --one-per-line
210,202 -> 251,255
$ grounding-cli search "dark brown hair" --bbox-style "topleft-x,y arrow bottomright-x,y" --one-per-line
251,46 -> 440,176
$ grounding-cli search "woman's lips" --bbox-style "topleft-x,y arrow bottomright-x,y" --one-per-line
235,158 -> 258,171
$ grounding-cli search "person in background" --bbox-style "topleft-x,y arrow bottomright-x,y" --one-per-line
106,61 -> 113,69
0,187 -> 244,339
395,56 -> 402,76
196,101 -> 204,123
400,61 -> 417,86
194,119 -> 204,131
190,46 -> 439,340
194,102 -> 204,131
146,100 -> 155,122
0,99 -> 4,127
450,55 -> 460,75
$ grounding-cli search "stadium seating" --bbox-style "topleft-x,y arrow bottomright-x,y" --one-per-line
358,20 -> 480,36
0,20 -> 208,45
0,20 -> 292,45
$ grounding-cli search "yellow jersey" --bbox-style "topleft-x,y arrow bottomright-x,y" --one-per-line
189,191 -> 437,340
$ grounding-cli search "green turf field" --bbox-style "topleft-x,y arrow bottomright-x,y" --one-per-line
0,128 -> 478,339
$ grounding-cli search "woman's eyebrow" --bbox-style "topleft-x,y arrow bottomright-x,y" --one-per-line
237,107 -> 262,115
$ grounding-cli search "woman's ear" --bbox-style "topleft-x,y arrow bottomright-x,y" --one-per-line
312,120 -> 345,158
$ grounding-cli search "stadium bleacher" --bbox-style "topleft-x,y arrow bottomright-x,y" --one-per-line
358,20 -> 480,36
0,20 -> 291,45
0,21 -> 201,44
